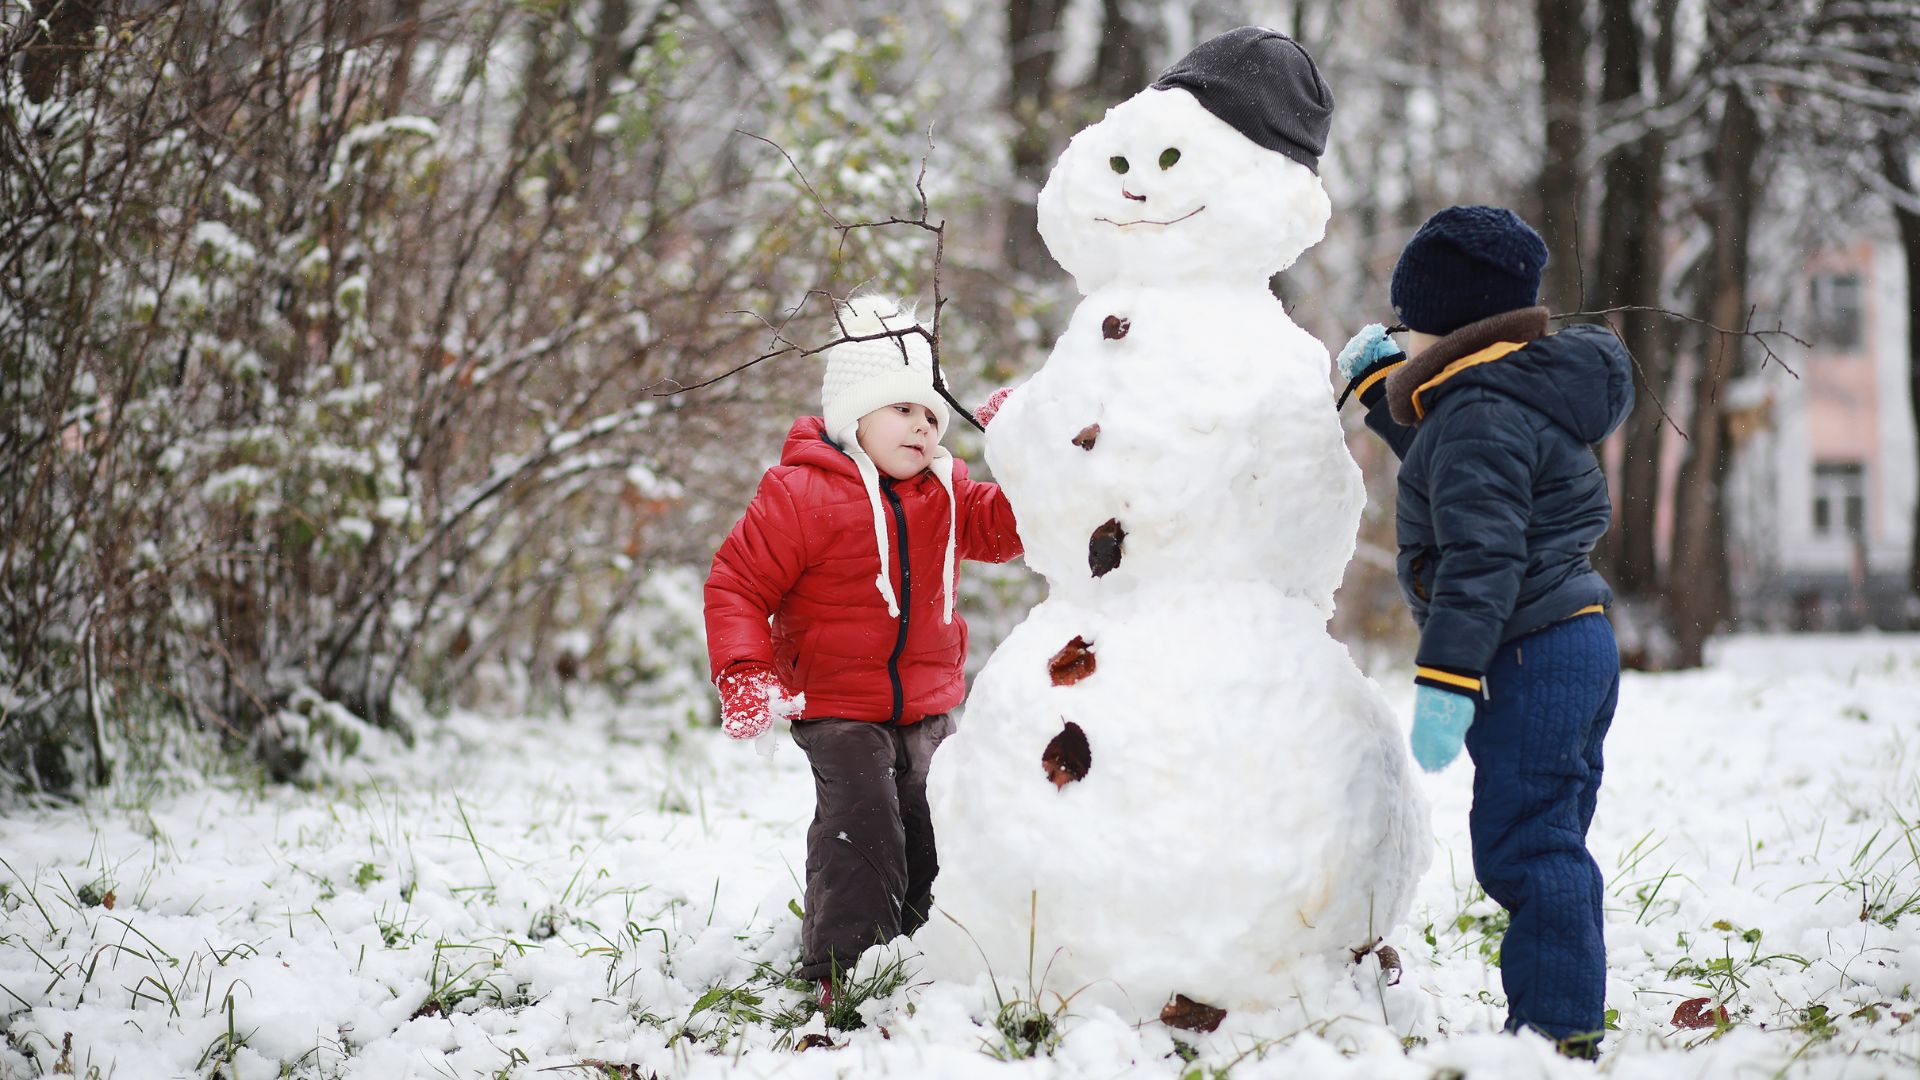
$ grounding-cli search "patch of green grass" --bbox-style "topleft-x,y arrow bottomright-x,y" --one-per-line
939,892 -> 1085,1060
665,954 -> 851,1052
822,951 -> 917,1032
584,913 -> 677,1000
987,996 -> 1059,1060
195,990 -> 253,1073
1608,830 -> 1693,925
1794,1003 -> 1841,1042
374,895 -> 422,948
1782,811 -> 1920,930
413,940 -> 533,1019
1446,885 -> 1510,963
1663,920 -> 1808,1033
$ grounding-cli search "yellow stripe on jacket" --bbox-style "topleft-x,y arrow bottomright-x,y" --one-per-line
1411,341 -> 1528,420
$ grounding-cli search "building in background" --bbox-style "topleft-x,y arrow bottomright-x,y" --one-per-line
1734,234 -> 1917,630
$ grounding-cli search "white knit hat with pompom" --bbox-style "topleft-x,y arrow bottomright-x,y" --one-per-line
821,296 -> 952,445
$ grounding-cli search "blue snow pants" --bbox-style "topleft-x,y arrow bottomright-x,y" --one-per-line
1464,611 -> 1619,1043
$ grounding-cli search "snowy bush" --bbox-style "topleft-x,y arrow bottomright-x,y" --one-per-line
0,0 -> 980,792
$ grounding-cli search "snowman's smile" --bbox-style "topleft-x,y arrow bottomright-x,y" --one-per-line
1095,205 -> 1207,229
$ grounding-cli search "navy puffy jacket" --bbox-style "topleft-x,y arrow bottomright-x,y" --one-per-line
1356,308 -> 1634,679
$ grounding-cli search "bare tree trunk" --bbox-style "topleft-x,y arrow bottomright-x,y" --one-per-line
1883,134 -> 1920,620
1085,0 -> 1150,106
1592,0 -> 1669,599
382,0 -> 427,114
1668,89 -> 1762,667
514,2 -> 573,178
19,0 -> 105,102
1534,0 -> 1588,313
1005,0 -> 1065,278
571,0 -> 635,180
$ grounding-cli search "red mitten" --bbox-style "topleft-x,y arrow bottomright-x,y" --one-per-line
974,387 -> 1014,428
716,665 -> 797,740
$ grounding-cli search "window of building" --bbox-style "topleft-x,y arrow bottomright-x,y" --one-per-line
1811,273 -> 1863,350
1812,461 -> 1866,536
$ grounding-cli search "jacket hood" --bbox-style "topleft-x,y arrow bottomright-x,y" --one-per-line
781,416 -> 860,475
1386,311 -> 1633,444
1463,324 -> 1634,444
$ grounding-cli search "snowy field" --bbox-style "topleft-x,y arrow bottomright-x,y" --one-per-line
4,634 -> 1920,1079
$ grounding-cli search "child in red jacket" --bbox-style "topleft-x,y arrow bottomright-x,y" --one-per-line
704,296 -> 1023,996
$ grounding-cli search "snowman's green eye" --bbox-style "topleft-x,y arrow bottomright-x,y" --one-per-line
1109,156 -> 1129,174
1159,147 -> 1181,169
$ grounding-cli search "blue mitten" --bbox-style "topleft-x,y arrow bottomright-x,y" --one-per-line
1336,323 -> 1400,381
1409,684 -> 1476,772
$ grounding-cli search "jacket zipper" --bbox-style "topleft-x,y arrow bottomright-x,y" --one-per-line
882,479 -> 911,724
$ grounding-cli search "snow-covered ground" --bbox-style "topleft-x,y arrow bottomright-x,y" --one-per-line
4,633 -> 1919,1079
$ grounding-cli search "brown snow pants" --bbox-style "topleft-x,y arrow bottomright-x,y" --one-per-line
789,713 -> 954,981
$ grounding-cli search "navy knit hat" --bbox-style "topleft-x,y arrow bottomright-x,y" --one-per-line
1152,26 -> 1333,174
1390,206 -> 1549,335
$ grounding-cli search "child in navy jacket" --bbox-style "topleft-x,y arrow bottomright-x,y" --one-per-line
1335,206 -> 1634,1055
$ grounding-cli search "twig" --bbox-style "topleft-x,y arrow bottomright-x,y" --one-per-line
1599,312 -> 1691,441
647,326 -> 937,396
1573,199 -> 1587,312
1553,305 -> 1806,380
733,129 -> 843,230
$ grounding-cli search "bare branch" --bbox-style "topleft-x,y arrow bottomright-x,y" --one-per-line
680,126 -> 988,431
733,128 -> 844,230
1555,305 -> 1806,380
650,325 -> 936,396
1599,314 -> 1689,441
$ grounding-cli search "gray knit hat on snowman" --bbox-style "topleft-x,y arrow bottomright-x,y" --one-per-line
821,296 -> 960,624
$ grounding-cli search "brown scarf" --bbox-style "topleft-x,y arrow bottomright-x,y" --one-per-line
1386,307 -> 1551,426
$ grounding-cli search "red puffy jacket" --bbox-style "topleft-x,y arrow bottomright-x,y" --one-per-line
705,417 -> 1024,724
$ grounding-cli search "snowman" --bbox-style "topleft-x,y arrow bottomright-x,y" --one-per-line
920,28 -> 1431,1019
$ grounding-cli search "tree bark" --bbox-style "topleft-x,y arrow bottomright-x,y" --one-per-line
1592,0 -> 1669,599
512,2 -> 572,172
1668,89 -> 1762,666
1882,133 -> 1920,618
20,0 -> 105,102
570,0 -> 634,180
1085,0 -> 1150,108
1005,0 -> 1066,278
1534,0 -> 1589,314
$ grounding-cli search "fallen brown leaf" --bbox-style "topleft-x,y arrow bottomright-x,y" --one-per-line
1160,994 -> 1227,1033
1377,945 -> 1402,986
1673,997 -> 1728,1030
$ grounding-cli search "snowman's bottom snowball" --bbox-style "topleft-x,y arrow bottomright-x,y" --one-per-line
919,584 -> 1432,1015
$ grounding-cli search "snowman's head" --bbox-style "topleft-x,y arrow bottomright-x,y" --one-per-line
1037,86 -> 1331,293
